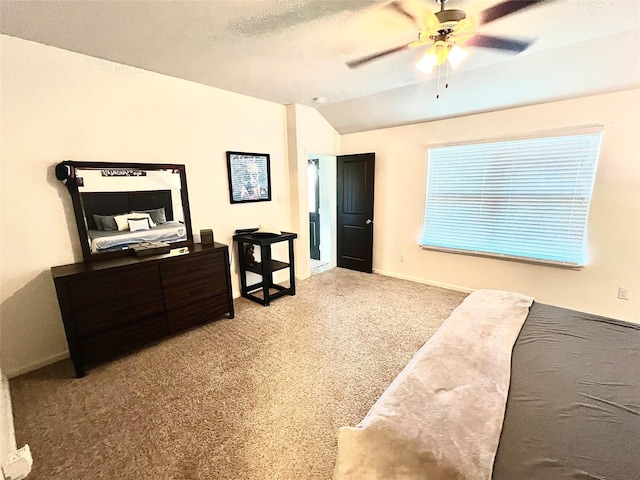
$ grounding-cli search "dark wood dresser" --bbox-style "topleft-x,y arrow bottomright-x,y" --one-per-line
51,243 -> 234,377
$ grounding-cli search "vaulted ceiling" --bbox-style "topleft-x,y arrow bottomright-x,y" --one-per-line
2,0 -> 639,134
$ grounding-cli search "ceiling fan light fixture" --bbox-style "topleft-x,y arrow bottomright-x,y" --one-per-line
430,41 -> 450,66
415,41 -> 448,74
448,44 -> 468,69
416,50 -> 437,74
416,41 -> 468,75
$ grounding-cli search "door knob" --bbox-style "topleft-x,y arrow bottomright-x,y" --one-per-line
366,219 -> 372,224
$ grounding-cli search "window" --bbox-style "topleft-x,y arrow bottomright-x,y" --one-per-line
421,127 -> 603,267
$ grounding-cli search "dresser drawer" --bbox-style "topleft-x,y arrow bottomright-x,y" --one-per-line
167,294 -> 230,334
80,313 -> 169,364
160,252 -> 224,287
73,288 -> 165,336
163,275 -> 228,311
67,265 -> 162,310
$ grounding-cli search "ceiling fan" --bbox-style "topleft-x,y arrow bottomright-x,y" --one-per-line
347,0 -> 550,73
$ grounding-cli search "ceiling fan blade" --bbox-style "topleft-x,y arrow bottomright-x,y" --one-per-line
479,0 -> 548,26
347,44 -> 410,69
408,38 -> 430,49
450,16 -> 476,43
387,0 -> 417,24
465,34 -> 533,53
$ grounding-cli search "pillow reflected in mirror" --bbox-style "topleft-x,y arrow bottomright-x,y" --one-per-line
92,214 -> 121,231
128,218 -> 151,232
114,213 -> 156,231
92,214 -> 104,231
132,207 -> 167,225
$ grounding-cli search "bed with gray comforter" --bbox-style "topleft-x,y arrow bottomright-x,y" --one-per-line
334,290 -> 639,480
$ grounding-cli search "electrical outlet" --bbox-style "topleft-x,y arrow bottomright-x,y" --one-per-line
617,287 -> 630,300
399,253 -> 405,262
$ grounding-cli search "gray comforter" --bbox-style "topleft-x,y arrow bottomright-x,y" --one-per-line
493,302 -> 640,480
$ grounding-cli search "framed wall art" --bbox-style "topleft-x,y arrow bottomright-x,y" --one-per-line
226,151 -> 272,204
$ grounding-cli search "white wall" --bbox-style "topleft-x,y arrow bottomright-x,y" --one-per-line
0,36 -> 292,376
342,90 -> 640,323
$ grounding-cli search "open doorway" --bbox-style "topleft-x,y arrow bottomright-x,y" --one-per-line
308,159 -> 321,261
307,153 -> 337,275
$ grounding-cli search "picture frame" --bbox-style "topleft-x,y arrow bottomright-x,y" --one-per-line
226,151 -> 272,204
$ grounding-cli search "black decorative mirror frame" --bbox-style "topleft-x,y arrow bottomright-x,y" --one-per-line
56,160 -> 194,262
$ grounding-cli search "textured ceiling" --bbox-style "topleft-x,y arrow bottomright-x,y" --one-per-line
2,0 -> 639,133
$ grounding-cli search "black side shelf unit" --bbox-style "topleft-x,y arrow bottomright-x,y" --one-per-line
233,231 -> 297,306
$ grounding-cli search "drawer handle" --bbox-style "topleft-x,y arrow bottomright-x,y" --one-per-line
190,287 -> 206,295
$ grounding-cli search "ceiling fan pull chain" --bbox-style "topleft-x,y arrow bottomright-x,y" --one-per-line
436,63 -> 441,99
445,58 -> 451,89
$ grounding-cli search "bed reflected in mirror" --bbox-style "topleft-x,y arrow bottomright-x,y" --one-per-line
56,161 -> 193,262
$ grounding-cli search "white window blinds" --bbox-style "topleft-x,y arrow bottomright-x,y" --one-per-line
421,127 -> 603,266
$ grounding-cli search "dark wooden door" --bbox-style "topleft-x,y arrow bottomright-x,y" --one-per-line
308,159 -> 321,260
337,153 -> 375,273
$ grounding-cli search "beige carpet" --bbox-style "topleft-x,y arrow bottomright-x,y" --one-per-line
10,268 -> 467,480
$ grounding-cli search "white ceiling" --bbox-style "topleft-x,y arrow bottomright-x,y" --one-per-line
2,0 -> 639,134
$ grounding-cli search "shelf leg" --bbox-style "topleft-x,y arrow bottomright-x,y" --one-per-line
238,241 -> 248,297
288,238 -> 296,296
261,244 -> 272,306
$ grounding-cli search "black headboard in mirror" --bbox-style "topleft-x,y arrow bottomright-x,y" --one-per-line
56,161 -> 193,262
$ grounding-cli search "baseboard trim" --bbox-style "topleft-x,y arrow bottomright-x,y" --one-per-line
1,372 -> 17,456
6,351 -> 69,379
373,269 -> 475,294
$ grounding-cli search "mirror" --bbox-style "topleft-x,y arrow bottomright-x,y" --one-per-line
57,161 -> 193,262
